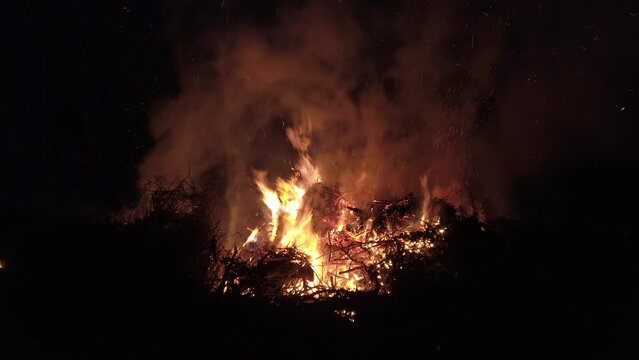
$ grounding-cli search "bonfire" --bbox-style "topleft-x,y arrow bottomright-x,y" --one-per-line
213,127 -> 447,300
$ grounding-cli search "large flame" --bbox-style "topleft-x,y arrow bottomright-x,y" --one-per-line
237,127 -> 438,295
252,154 -> 323,284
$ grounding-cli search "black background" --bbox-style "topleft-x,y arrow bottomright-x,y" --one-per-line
2,0 -> 638,358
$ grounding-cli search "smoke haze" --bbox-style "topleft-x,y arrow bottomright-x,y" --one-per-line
137,0 -> 633,244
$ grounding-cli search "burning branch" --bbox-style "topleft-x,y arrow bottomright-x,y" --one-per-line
214,192 -> 447,301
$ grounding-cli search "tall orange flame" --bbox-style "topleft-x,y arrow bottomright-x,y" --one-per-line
241,127 -> 436,294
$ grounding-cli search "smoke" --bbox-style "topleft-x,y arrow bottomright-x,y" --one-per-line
137,0 -> 627,244
420,175 -> 431,221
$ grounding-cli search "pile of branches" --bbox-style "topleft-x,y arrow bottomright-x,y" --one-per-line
217,247 -> 316,299
213,194 -> 448,302
122,180 -> 489,305
122,178 -> 223,286
147,179 -> 205,219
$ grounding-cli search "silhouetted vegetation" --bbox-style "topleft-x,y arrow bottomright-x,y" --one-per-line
4,155 -> 638,359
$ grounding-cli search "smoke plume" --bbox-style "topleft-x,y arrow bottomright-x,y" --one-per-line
137,0 -> 626,244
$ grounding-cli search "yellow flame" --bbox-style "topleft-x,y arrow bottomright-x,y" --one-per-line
243,128 -> 437,294
242,227 -> 260,247
250,150 -> 323,283
254,171 -> 281,241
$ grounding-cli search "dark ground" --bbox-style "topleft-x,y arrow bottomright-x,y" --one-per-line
2,0 -> 638,358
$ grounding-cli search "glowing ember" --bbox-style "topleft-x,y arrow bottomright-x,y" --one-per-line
334,309 -> 357,323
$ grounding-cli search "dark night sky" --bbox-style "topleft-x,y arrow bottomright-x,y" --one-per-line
2,1 -> 639,357
5,1 -> 175,217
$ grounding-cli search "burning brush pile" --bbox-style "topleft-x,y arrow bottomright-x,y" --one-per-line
210,129 -> 448,301
216,193 -> 446,300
